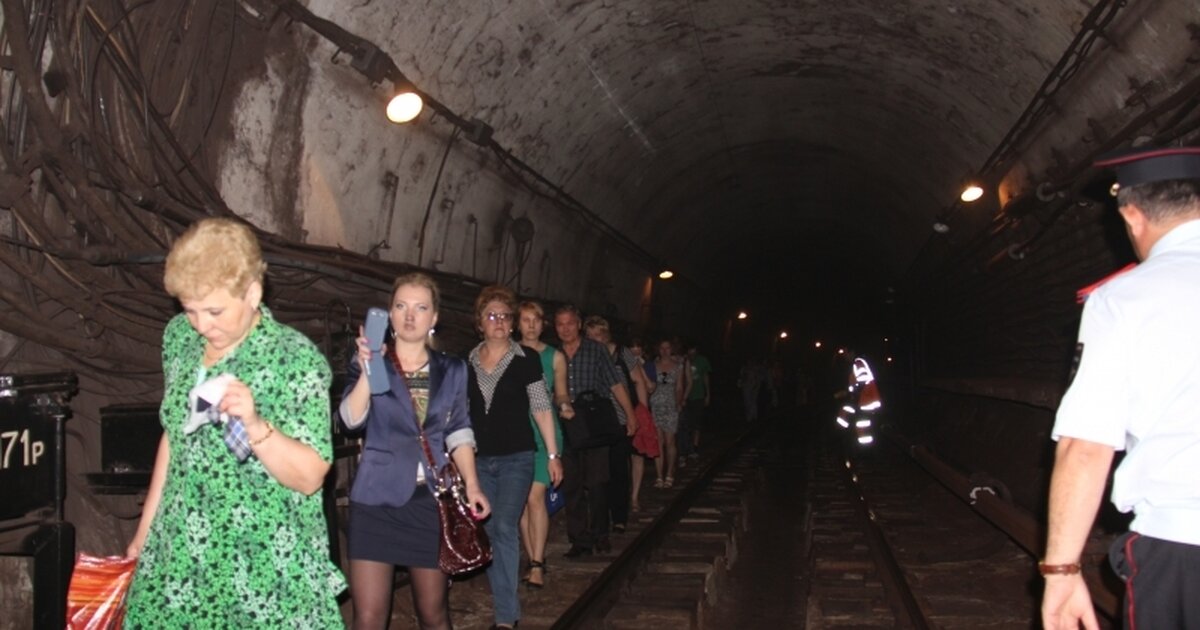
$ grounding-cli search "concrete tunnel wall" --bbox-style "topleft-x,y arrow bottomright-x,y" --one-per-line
215,23 -> 670,328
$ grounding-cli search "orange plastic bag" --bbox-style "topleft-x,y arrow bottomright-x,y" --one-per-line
66,553 -> 137,630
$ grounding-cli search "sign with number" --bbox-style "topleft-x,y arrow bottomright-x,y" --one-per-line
0,398 -> 56,520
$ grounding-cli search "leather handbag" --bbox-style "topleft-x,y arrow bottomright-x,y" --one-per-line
563,390 -> 622,450
400,369 -> 492,575
429,459 -> 492,575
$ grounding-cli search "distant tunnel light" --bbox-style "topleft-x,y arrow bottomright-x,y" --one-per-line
837,348 -> 845,355
779,331 -> 788,339
814,340 -> 822,348
386,92 -> 424,123
658,270 -> 674,280
737,311 -> 748,320
960,183 -> 984,203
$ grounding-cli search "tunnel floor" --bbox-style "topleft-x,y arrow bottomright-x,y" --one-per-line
337,405 -> 1104,629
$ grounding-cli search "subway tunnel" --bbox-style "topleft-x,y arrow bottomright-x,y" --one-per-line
0,0 -> 1197,627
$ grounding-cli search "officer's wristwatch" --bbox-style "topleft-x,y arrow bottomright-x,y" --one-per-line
547,453 -> 562,461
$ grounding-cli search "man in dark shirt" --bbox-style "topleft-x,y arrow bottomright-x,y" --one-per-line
555,305 -> 637,557
584,315 -> 651,534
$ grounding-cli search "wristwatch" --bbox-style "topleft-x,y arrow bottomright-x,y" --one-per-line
547,453 -> 562,461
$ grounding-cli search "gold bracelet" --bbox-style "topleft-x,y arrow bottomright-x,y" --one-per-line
1038,561 -> 1081,576
249,421 -> 275,447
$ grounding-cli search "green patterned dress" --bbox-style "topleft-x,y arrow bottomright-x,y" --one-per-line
125,307 -> 347,629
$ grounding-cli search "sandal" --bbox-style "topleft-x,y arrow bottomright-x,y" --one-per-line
523,560 -> 546,589
664,476 -> 674,488
653,478 -> 664,488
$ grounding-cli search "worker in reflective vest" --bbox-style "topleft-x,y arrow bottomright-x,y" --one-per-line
834,357 -> 880,446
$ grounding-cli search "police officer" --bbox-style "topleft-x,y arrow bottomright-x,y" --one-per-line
1042,146 -> 1200,629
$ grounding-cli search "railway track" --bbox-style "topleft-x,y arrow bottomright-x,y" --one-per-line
369,421 -> 762,629
359,410 -> 1088,629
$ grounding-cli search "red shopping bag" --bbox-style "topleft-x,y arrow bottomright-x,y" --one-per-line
66,553 -> 137,630
632,404 -> 660,458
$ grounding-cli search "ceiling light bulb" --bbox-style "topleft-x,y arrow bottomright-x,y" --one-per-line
779,331 -> 788,339
386,92 -> 423,123
737,311 -> 748,320
658,270 -> 674,280
960,184 -> 984,203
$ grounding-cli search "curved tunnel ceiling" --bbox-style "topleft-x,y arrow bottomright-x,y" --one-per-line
359,0 -> 1086,299
0,0 -> 1191,395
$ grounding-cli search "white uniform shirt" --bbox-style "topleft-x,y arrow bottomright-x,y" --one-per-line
1052,218 -> 1200,545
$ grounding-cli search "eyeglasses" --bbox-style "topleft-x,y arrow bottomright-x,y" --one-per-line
485,311 -> 513,323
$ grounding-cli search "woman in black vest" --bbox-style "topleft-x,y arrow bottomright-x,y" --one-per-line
467,285 -> 562,630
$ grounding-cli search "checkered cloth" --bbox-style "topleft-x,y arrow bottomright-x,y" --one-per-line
197,399 -> 254,462
221,412 -> 254,462
186,374 -> 253,462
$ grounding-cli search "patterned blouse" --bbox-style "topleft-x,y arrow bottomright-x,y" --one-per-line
124,307 -> 346,629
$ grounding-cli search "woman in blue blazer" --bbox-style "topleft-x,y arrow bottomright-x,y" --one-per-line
340,272 -> 491,630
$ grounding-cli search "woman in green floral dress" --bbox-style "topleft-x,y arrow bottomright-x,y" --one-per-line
124,218 -> 346,628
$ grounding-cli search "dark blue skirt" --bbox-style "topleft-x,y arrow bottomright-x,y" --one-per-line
348,486 -> 440,569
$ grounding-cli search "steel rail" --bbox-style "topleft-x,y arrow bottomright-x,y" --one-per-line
549,424 -> 756,629
881,424 -> 1119,622
842,452 -> 932,629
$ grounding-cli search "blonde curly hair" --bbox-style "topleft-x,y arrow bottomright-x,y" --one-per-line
164,218 -> 266,300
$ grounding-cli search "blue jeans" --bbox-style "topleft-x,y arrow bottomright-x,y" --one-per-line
476,451 -> 535,625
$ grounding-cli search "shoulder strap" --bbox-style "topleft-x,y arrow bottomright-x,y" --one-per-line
392,352 -> 440,481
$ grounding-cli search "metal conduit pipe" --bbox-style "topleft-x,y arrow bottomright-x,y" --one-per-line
880,425 -> 1119,621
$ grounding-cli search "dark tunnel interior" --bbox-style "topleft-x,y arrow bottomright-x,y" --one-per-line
1,0 -> 1198,624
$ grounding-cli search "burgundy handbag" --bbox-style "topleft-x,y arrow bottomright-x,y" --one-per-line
428,458 -> 491,574
401,370 -> 492,575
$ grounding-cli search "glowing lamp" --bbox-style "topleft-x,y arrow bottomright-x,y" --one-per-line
960,183 -> 984,203
386,92 -> 423,124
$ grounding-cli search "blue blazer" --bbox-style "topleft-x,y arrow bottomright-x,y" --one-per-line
343,349 -> 473,507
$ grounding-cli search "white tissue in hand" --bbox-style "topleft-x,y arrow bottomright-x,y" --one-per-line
184,373 -> 235,434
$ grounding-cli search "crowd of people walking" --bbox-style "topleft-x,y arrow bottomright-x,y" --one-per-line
124,216 -> 717,630
342,284 -> 714,628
